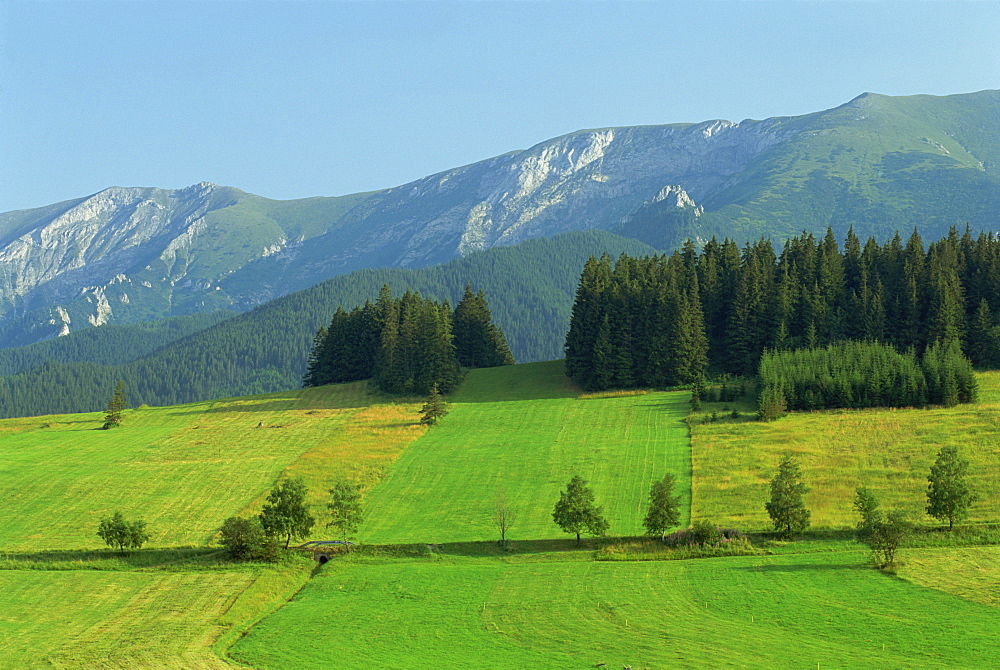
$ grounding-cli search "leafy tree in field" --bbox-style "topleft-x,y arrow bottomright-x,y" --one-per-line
419,384 -> 449,426
260,477 -> 315,548
643,473 -> 681,540
97,511 -> 149,554
220,516 -> 277,561
552,475 -> 609,545
868,510 -> 912,571
493,488 -> 516,547
327,480 -> 364,541
102,379 -> 127,429
853,486 -> 882,543
926,445 -> 977,530
765,453 -> 811,537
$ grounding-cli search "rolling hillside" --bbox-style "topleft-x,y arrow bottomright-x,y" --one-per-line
3,362 -> 1000,667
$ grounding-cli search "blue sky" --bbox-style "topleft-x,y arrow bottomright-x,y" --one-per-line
2,1 -> 998,213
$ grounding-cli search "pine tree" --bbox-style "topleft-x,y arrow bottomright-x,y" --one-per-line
765,453 -> 811,537
419,383 -> 449,426
102,380 -> 127,429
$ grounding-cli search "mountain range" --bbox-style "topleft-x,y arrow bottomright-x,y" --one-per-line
3,90 -> 998,348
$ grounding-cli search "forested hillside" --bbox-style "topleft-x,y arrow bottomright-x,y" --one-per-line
0,311 -> 234,375
566,226 -> 997,392
0,231 -> 654,418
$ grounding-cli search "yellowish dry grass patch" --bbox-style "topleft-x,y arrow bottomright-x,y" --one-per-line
900,546 -> 1000,607
578,389 -> 651,399
691,371 -> 1000,529
245,401 -> 428,516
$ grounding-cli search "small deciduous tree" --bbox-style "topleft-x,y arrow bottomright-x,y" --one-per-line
765,453 -> 810,537
260,477 -> 315,548
220,516 -> 277,562
102,380 -> 128,429
853,486 -> 882,543
552,475 -> 609,545
926,445 -> 977,530
643,473 -> 681,541
327,480 -> 364,541
493,488 -> 516,547
868,510 -> 912,571
97,511 -> 149,554
419,384 -> 449,426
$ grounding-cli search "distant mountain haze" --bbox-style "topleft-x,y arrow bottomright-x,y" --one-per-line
2,89 -> 998,346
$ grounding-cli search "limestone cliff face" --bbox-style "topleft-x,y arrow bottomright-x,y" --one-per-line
256,117 -> 797,292
0,182 -> 310,343
7,89 -> 997,346
0,120 -> 796,344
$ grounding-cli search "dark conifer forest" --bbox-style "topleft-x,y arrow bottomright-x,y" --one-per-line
565,226 -> 991,409
303,284 -> 513,395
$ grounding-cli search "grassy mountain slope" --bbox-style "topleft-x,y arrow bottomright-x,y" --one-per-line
232,549 -> 1000,670
363,362 -> 691,543
0,230 -> 656,418
688,90 -> 1000,243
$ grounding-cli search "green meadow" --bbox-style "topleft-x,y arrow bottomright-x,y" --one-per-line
231,548 -> 1000,670
690,371 -> 1000,529
2,361 -> 1000,667
363,361 -> 692,543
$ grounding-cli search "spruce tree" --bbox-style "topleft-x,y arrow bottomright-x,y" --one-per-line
102,380 -> 127,429
419,383 -> 449,425
765,453 -> 811,537
453,284 -> 514,368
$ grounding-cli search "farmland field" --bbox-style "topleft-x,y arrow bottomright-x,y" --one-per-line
363,361 -> 692,543
4,362 -> 1000,668
0,560 -> 309,668
231,547 -> 1000,670
0,381 -> 423,667
690,371 -> 1000,529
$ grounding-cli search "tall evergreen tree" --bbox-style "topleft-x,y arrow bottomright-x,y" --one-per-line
453,284 -> 515,368
765,453 -> 811,537
102,380 -> 128,429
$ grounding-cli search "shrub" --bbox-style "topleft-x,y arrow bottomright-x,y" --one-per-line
220,516 -> 278,562
97,511 -> 149,554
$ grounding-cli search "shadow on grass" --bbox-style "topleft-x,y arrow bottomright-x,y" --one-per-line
0,546 -> 226,571
734,562 -> 864,573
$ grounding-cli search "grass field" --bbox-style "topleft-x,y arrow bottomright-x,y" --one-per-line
231,546 -> 1000,670
362,361 -> 692,544
0,559 -> 312,669
5,361 -> 1000,668
0,382 -> 424,550
0,381 -> 425,667
690,371 -> 1000,529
